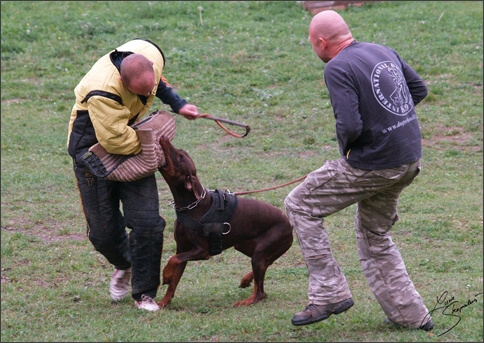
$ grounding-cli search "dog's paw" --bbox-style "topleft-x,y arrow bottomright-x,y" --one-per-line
234,293 -> 267,307
239,271 -> 254,288
157,299 -> 170,308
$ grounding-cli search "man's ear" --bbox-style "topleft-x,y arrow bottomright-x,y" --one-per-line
319,36 -> 327,49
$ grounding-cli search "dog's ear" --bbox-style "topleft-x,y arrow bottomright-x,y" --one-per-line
184,174 -> 194,191
192,176 -> 202,199
185,174 -> 204,200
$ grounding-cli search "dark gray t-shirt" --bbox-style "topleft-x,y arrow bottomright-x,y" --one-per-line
324,41 -> 427,170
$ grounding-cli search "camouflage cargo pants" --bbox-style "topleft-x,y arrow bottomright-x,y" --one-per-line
284,158 -> 430,328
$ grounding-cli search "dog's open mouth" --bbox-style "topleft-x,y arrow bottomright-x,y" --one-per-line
158,137 -> 176,173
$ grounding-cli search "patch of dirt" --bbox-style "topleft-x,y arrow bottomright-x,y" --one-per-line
1,218 -> 85,244
302,1 -> 377,15
1,98 -> 21,105
422,125 -> 482,153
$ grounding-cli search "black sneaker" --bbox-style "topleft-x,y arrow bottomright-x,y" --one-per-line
291,298 -> 354,326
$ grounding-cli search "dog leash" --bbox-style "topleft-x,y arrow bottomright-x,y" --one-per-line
229,175 -> 307,196
191,112 -> 304,193
198,113 -> 251,138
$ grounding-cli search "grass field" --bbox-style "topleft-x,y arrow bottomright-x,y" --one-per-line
1,1 -> 482,342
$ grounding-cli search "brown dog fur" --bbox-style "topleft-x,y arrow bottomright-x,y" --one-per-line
157,136 -> 294,308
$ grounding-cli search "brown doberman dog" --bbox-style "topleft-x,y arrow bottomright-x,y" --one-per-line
157,136 -> 294,308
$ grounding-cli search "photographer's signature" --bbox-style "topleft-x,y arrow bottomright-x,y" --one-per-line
422,290 -> 482,336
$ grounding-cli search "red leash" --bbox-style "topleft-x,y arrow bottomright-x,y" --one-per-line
198,113 -> 251,138
197,113 -> 305,194
231,175 -> 307,196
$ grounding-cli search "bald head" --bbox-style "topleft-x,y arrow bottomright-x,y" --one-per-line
309,10 -> 352,42
120,54 -> 156,96
308,10 -> 354,62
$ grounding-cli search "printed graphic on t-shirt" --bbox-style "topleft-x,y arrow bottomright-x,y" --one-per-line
371,61 -> 413,116
381,114 -> 417,134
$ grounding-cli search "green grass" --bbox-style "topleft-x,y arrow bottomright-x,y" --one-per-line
1,1 -> 482,342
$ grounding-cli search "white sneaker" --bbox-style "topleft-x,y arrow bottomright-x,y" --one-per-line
135,294 -> 160,311
109,268 -> 131,301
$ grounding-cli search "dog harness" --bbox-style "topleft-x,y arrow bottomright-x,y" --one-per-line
175,189 -> 238,256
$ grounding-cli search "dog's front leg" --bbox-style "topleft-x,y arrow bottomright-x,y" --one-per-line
158,247 -> 210,308
162,254 -> 186,285
158,255 -> 187,308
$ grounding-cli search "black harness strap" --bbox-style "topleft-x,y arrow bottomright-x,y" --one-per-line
175,189 -> 238,256
175,211 -> 203,231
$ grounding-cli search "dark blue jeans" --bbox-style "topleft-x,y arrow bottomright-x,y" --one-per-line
74,161 -> 165,301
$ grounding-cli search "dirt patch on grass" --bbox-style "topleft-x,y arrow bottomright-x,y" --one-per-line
1,98 -> 21,105
1,218 -> 85,244
422,125 -> 482,153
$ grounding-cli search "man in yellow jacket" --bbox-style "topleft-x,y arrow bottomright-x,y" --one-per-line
67,38 -> 199,311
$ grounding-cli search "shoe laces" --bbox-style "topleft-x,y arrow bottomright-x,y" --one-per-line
305,303 -> 319,311
141,294 -> 155,303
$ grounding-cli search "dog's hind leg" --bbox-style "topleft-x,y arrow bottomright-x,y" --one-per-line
239,271 -> 254,288
233,242 -> 256,289
233,225 -> 293,307
232,241 -> 270,307
233,260 -> 268,307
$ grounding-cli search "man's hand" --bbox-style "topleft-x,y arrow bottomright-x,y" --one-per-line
178,104 -> 199,120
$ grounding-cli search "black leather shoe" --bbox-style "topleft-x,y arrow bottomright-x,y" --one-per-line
291,298 -> 354,326
419,318 -> 434,331
384,317 -> 434,331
